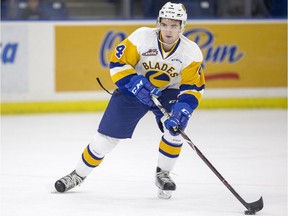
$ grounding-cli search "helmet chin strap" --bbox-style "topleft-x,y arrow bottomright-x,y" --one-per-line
156,30 -> 181,47
157,37 -> 179,46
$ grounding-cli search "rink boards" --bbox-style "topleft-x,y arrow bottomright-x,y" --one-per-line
1,20 -> 287,114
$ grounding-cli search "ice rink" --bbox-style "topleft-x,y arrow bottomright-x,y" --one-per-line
1,109 -> 287,216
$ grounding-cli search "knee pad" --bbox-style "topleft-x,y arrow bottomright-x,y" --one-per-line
89,132 -> 119,157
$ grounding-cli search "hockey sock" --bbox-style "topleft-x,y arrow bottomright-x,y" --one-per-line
75,144 -> 104,177
75,132 -> 119,177
157,132 -> 183,171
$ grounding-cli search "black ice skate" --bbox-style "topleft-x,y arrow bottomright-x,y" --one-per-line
54,170 -> 85,193
155,167 -> 176,199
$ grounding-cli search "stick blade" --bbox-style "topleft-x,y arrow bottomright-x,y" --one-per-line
247,196 -> 264,212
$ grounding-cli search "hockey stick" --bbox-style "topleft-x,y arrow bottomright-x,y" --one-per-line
96,77 -> 113,95
151,95 -> 263,215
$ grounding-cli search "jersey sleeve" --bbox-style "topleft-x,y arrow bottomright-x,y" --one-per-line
109,29 -> 142,92
178,61 -> 205,111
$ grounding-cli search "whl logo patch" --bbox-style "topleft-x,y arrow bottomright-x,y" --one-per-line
142,49 -> 158,56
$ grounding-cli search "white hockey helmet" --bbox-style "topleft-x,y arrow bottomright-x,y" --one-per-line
157,2 -> 187,29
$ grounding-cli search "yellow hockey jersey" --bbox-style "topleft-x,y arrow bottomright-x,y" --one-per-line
110,27 -> 205,109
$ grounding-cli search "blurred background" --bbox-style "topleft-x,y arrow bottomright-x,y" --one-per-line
1,0 -> 287,113
1,0 -> 287,20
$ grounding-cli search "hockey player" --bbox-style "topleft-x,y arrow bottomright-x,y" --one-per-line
54,2 -> 205,199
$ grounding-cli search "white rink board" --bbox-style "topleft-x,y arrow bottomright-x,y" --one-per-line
1,20 -> 286,103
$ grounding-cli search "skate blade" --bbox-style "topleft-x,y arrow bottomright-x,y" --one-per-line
157,189 -> 172,199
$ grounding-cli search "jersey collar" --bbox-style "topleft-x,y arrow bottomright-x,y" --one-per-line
157,34 -> 181,59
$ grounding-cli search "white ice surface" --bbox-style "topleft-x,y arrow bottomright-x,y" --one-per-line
1,110 -> 287,216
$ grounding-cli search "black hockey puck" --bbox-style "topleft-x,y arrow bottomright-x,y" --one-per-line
244,210 -> 256,215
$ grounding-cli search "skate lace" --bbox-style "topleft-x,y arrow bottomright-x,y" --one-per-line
61,172 -> 84,189
157,170 -> 173,183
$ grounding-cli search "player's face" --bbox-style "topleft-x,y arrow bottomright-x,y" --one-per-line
159,19 -> 182,44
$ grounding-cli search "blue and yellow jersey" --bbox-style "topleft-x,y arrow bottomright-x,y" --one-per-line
110,27 -> 205,110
